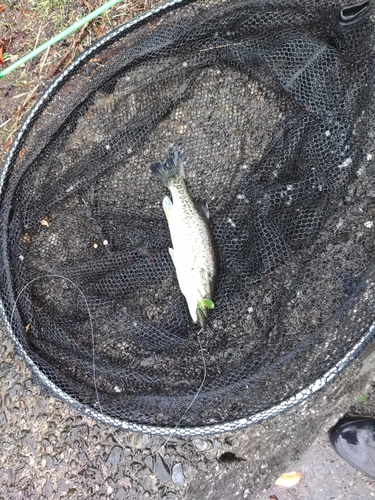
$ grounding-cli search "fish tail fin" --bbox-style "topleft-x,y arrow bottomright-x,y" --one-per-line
151,149 -> 185,186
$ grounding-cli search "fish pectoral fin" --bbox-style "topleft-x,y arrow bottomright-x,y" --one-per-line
195,198 -> 210,220
162,196 -> 173,221
168,247 -> 175,265
202,202 -> 210,220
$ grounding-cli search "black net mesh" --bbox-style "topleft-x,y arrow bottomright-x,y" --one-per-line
1,0 -> 375,434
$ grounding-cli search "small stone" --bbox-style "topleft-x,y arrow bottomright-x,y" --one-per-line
364,221 -> 373,228
45,455 -> 54,470
128,433 -> 151,450
107,446 -> 123,466
172,463 -> 184,485
58,480 -> 70,493
162,493 -> 178,499
141,475 -> 154,492
214,440 -> 222,448
9,384 -> 21,397
153,454 -> 171,482
144,455 -> 153,470
140,357 -> 155,368
0,412 -> 7,425
192,438 -> 209,451
42,482 -> 54,497
117,477 -> 131,488
115,487 -> 127,499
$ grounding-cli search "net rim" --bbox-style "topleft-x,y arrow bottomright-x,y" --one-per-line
0,298 -> 373,436
1,0 -> 375,436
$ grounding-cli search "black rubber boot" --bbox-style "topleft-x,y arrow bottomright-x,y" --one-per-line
329,416 -> 375,478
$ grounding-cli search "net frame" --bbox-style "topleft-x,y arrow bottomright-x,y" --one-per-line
1,0 -> 375,436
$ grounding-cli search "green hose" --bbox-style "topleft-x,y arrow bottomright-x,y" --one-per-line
0,0 -> 124,79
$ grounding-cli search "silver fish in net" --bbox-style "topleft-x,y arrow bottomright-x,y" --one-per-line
151,149 -> 217,327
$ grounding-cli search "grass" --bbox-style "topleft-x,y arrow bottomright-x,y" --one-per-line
357,393 -> 368,403
34,0 -> 95,31
0,0 -> 159,161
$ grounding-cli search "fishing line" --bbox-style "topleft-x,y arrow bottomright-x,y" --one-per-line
9,274 -> 102,413
154,327 -> 207,455
11,275 -> 208,451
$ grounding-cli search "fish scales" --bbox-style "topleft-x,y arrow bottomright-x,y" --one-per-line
151,149 -> 217,327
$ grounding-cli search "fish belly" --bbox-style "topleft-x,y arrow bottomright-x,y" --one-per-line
167,200 -> 210,323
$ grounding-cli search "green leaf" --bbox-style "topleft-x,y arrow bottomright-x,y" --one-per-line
198,298 -> 215,310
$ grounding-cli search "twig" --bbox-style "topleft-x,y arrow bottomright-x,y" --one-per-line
0,118 -> 11,129
38,45 -> 50,75
33,24 -> 43,51
5,84 -> 41,142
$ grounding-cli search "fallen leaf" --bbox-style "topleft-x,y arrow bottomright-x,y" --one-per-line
18,147 -> 26,158
94,25 -> 106,38
25,323 -> 31,332
0,5 -> 5,13
83,0 -> 94,11
4,139 -> 12,152
275,471 -> 302,487
48,51 -> 75,77
0,46 -> 3,66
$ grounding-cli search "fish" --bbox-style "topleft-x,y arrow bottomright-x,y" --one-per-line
151,149 -> 217,328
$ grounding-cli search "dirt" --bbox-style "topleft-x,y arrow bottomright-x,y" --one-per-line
0,0 -> 158,150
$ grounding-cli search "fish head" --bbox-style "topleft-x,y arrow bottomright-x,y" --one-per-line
196,296 -> 215,329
